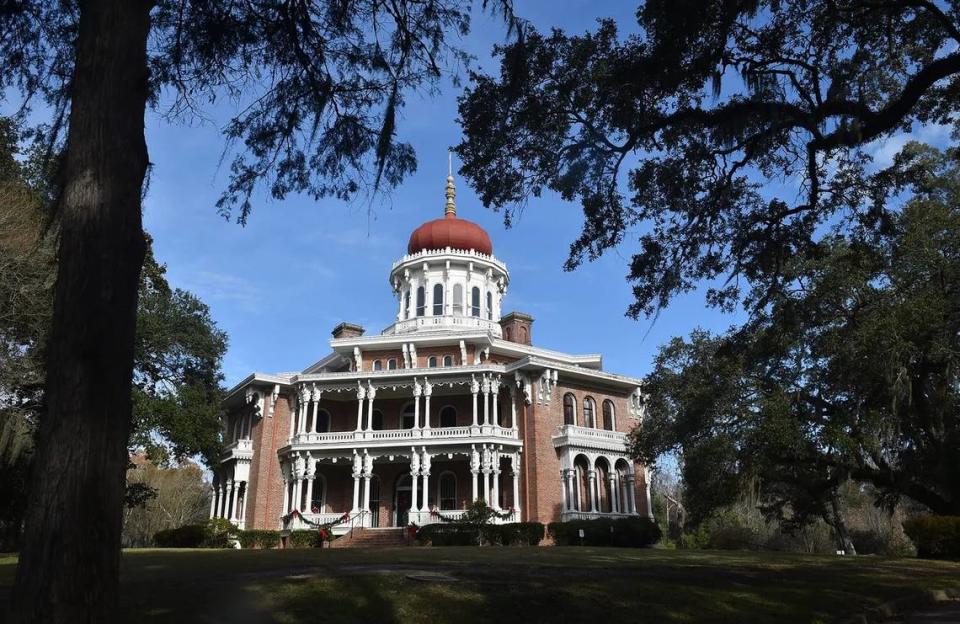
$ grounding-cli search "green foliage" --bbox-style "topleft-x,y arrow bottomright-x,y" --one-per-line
237,530 -> 281,550
416,522 -> 544,547
153,524 -> 207,548
904,516 -> 960,559
457,1 -> 960,320
287,530 -> 324,549
635,145 -> 960,523
547,518 -> 661,548
202,518 -> 239,548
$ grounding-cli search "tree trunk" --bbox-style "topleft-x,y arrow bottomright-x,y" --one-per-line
11,1 -> 152,621
829,490 -> 857,556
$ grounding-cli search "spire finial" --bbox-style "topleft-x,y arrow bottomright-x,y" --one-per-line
444,151 -> 456,218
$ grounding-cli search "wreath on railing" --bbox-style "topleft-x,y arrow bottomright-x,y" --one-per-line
281,509 -> 354,540
428,500 -> 516,525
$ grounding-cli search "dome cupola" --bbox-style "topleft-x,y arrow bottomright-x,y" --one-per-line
407,172 -> 492,256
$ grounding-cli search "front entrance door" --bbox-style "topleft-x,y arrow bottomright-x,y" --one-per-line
369,476 -> 381,527
394,475 -> 412,527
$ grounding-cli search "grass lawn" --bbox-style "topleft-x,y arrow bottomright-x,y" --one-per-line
1,547 -> 958,623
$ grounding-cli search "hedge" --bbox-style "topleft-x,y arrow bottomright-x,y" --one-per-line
238,530 -> 281,549
416,522 -> 545,546
288,529 -> 323,548
154,524 -> 207,548
153,518 -> 238,548
548,517 -> 661,547
903,516 -> 960,559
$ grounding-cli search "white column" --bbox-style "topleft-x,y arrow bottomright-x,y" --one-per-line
288,397 -> 297,439
238,482 -> 246,521
471,376 -> 479,429
230,482 -> 241,522
293,478 -> 303,512
219,484 -> 228,518
626,475 -> 637,514
560,471 -> 568,512
470,445 -> 480,502
512,455 -> 521,517
351,454 -> 362,512
298,389 -> 308,434
281,479 -> 290,514
209,485 -> 218,519
305,477 -> 315,512
423,380 -> 432,433
482,376 -> 490,426
491,464 -> 501,510
420,449 -> 431,512
310,395 -> 319,433
365,383 -> 376,432
610,475 -> 620,514
355,385 -> 365,432
410,449 -> 420,520
589,471 -> 599,512
491,379 -> 499,427
224,481 -> 234,519
413,379 -> 422,429
510,389 -> 517,431
643,469 -> 653,518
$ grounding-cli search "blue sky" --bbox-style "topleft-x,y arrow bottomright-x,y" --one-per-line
137,0 -> 949,389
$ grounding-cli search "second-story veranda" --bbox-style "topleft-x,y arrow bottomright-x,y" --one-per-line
278,364 -> 522,453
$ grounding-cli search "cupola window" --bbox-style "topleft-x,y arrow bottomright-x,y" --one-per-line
416,286 -> 425,317
471,287 -> 480,317
433,283 -> 444,315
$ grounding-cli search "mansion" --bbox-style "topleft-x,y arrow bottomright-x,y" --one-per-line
211,173 -> 652,535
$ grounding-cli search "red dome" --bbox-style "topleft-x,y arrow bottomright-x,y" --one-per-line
408,214 -> 493,255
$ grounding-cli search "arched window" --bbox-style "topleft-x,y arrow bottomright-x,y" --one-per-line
404,290 -> 411,319
583,397 -> 596,428
471,287 -> 481,317
486,291 -> 493,320
439,406 -> 457,428
504,326 -> 513,341
602,400 -> 615,431
387,358 -> 397,370
563,393 -> 577,426
316,409 -> 331,433
453,284 -> 464,315
520,326 -> 528,344
442,355 -> 453,367
416,286 -> 426,317
428,356 -> 438,368
372,409 -> 384,431
401,403 -> 416,429
373,360 -> 382,371
433,283 -> 444,315
438,472 -> 457,510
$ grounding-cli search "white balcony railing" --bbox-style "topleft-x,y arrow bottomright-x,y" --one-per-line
291,425 -> 519,447
552,425 -> 629,452
220,438 -> 254,463
385,314 -> 503,336
561,510 -> 637,522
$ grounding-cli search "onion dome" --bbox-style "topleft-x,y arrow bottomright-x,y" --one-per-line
407,170 -> 493,256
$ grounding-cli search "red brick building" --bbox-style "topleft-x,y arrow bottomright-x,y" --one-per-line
211,174 -> 651,533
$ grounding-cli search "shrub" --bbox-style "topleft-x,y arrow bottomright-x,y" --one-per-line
288,529 -> 323,548
416,522 -> 544,546
548,517 -> 661,547
202,518 -> 238,548
154,524 -> 206,548
903,516 -> 960,559
238,530 -> 280,549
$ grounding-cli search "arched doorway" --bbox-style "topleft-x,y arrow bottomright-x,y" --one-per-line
394,474 -> 413,527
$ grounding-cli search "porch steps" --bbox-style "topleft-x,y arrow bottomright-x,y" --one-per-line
331,527 -> 411,549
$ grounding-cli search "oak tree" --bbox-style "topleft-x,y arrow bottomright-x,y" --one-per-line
1,2 -> 518,620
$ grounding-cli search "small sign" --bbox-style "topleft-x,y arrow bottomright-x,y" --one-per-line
578,529 -> 585,538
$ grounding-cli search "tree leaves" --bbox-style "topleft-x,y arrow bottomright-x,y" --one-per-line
456,0 -> 960,317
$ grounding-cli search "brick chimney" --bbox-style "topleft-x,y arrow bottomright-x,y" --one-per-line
500,312 -> 533,345
331,322 -> 365,340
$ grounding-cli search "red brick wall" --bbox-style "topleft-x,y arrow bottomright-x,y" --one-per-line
244,392 -> 291,529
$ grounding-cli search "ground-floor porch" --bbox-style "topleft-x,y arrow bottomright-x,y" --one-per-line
281,443 -> 522,534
